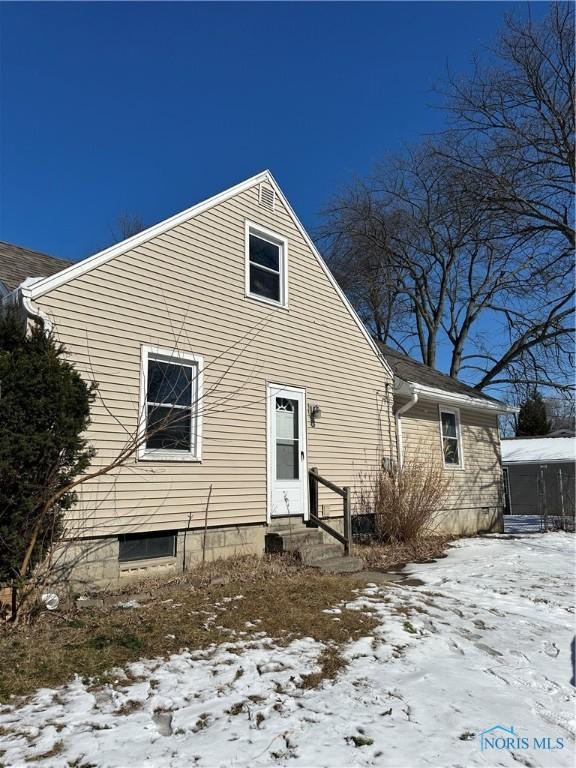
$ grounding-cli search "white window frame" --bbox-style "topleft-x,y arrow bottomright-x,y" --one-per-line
438,406 -> 464,469
138,345 -> 203,462
245,221 -> 288,309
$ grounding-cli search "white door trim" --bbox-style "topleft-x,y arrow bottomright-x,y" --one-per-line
266,382 -> 308,522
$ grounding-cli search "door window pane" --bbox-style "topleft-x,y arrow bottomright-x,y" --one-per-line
276,398 -> 299,480
277,441 -> 299,480
276,398 -> 298,439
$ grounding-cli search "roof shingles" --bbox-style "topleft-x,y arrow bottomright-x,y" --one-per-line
378,342 -> 503,406
0,241 -> 73,293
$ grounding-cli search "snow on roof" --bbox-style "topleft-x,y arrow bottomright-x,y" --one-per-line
501,437 -> 575,464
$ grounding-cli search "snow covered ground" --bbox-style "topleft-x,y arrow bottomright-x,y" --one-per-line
1,531 -> 574,768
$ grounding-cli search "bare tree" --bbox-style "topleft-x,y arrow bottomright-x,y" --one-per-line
110,213 -> 147,244
319,3 -> 575,396
320,180 -> 409,344
436,2 -> 575,392
544,394 -> 576,432
437,3 -> 574,255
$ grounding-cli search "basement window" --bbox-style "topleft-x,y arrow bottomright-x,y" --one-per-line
118,531 -> 177,562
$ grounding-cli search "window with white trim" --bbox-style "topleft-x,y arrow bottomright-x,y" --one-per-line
140,347 -> 202,460
439,408 -> 462,467
246,225 -> 287,306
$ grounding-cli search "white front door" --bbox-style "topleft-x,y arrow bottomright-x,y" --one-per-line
268,384 -> 307,518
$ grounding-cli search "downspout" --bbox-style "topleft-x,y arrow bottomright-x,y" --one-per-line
20,287 -> 53,334
395,385 -> 418,467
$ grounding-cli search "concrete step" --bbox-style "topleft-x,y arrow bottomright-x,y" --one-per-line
266,523 -> 360,575
307,555 -> 364,574
268,516 -> 306,531
269,530 -> 323,545
298,542 -> 345,564
265,529 -> 323,554
269,525 -> 315,537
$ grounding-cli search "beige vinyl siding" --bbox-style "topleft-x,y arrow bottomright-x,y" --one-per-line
397,397 -> 503,513
36,183 -> 395,536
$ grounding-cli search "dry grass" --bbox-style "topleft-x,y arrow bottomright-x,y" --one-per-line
357,536 -> 454,571
26,741 -> 64,762
0,555 -> 378,702
298,646 -> 347,689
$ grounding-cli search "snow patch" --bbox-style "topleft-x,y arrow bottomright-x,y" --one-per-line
0,533 -> 574,767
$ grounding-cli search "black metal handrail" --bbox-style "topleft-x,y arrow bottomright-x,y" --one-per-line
308,467 -> 352,556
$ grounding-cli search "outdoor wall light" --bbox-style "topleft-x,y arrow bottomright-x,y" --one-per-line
309,403 -> 322,427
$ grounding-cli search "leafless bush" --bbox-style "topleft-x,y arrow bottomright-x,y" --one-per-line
357,456 -> 451,543
357,536 -> 454,571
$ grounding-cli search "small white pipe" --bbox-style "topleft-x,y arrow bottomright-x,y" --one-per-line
395,387 -> 418,467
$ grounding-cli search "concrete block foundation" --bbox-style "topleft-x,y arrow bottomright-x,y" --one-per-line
52,524 -> 266,590
433,506 -> 504,535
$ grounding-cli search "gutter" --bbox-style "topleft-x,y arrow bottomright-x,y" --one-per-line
0,282 -> 53,333
406,381 -> 518,415
502,458 -> 575,466
21,288 -> 53,333
395,385 -> 418,467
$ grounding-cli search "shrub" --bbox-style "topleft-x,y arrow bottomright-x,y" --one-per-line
0,312 -> 96,610
356,455 -> 451,543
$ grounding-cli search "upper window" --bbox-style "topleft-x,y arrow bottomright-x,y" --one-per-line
439,408 -> 463,467
245,223 -> 287,307
140,347 -> 203,461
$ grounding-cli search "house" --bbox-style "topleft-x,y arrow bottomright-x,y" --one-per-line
380,345 -> 514,535
501,435 -> 575,525
0,171 -> 514,586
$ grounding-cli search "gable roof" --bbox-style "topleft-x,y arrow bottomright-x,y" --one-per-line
378,342 -> 511,411
9,171 -> 393,378
501,436 -> 575,464
0,241 -> 73,293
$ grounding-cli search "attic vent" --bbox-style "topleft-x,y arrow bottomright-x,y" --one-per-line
258,184 -> 275,211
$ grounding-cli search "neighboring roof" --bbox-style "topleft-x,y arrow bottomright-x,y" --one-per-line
501,437 -> 575,464
378,342 -> 509,410
0,241 -> 73,292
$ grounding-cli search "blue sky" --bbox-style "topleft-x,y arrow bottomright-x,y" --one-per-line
0,1 -> 546,261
